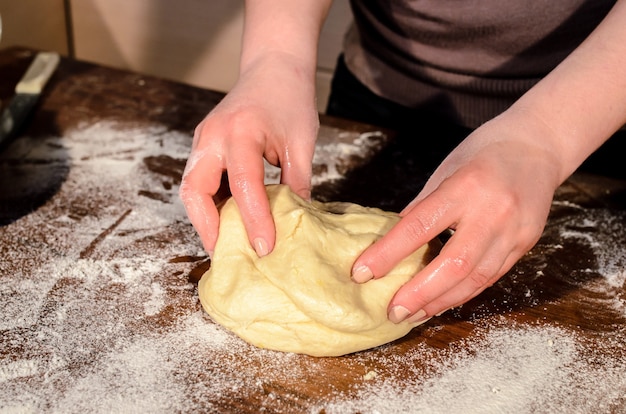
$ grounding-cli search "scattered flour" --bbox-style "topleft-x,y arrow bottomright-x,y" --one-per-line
264,128 -> 386,186
557,209 -> 626,317
1,121 -> 625,413
316,324 -> 626,414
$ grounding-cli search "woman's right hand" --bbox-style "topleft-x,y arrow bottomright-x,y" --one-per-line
179,51 -> 320,257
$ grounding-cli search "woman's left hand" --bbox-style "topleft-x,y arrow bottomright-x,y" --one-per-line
351,113 -> 562,323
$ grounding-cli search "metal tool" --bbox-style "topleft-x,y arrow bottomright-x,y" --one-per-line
0,51 -> 60,149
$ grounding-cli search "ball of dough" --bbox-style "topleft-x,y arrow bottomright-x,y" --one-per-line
198,184 -> 437,357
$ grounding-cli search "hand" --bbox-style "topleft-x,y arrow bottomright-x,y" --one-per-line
351,113 -> 563,323
179,52 -> 319,257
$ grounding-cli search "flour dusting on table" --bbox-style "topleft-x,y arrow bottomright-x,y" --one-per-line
316,323 -> 626,414
1,121 -> 625,413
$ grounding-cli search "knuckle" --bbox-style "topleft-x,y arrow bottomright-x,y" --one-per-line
178,180 -> 191,202
448,254 -> 474,279
365,214 -> 432,277
228,170 -> 253,194
361,240 -> 404,279
516,228 -> 541,254
459,171 -> 485,194
469,267 -> 495,288
373,247 -> 399,277
193,118 -> 218,146
223,110 -> 268,143
400,212 -> 431,242
194,107 -> 265,145
193,122 -> 206,139
494,191 -> 518,216
178,179 -> 199,206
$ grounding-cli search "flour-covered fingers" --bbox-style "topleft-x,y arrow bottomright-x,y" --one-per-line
227,139 -> 276,257
179,147 -> 225,256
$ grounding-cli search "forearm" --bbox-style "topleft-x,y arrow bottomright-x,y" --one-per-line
505,0 -> 626,183
241,0 -> 333,79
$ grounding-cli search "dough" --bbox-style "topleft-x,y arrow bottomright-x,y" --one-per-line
198,185 -> 437,357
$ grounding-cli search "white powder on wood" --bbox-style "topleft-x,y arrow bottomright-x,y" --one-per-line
315,323 -> 626,414
1,122 -> 625,413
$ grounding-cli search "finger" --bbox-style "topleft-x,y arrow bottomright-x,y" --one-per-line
420,220 -> 543,318
351,189 -> 455,283
421,250 -> 521,318
280,143 -> 314,201
387,228 -> 510,323
179,147 -> 225,256
227,139 -> 276,257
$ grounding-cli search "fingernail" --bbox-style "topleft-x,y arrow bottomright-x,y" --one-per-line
253,237 -> 269,257
351,265 -> 373,283
388,305 -> 412,324
407,309 -> 428,324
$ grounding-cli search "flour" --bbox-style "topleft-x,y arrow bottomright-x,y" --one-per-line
264,128 -> 385,186
315,323 -> 626,414
557,209 -> 626,316
1,121 -> 625,413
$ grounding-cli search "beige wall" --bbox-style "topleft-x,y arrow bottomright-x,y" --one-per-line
69,0 -> 352,112
71,0 -> 245,94
0,0 -> 69,55
0,0 -> 352,113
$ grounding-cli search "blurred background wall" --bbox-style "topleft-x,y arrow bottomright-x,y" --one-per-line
0,0 -> 352,112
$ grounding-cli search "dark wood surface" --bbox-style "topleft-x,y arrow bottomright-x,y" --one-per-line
1,47 -> 625,413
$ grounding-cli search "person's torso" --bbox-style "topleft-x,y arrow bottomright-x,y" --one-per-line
344,0 -> 616,127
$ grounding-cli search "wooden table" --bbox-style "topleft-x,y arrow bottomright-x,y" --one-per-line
1,47 -> 625,413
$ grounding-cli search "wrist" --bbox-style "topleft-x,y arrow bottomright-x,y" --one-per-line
493,105 -> 586,186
